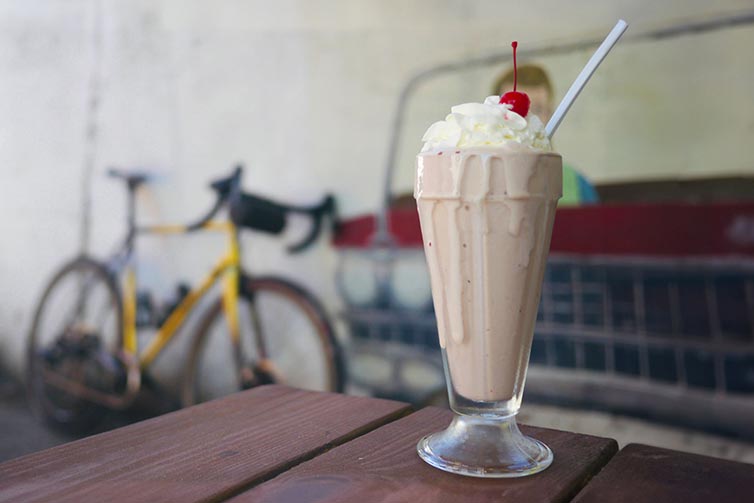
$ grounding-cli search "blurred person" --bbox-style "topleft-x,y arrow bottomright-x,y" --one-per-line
493,64 -> 599,206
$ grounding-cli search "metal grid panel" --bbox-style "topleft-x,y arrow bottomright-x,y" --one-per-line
343,254 -> 754,399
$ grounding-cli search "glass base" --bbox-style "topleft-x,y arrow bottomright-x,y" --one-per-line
417,414 -> 553,478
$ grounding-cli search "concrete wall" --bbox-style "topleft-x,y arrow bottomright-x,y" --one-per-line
2,0 -> 753,380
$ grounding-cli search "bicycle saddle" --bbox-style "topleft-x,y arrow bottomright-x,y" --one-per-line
107,168 -> 153,189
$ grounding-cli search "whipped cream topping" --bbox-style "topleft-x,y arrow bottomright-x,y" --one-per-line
421,96 -> 551,152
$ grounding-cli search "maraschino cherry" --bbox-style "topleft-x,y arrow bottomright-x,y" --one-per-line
499,41 -> 530,117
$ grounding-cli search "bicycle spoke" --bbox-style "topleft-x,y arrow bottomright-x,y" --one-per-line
66,271 -> 95,327
253,292 -> 328,389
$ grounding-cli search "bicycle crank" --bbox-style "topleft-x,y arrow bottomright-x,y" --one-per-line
239,359 -> 285,389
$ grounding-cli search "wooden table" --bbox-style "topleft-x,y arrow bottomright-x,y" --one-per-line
1,385 -> 752,502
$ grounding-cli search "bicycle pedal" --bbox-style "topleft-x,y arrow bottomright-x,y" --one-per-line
252,366 -> 276,386
239,367 -> 257,389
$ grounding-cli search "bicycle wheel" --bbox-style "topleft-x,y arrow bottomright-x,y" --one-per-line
26,256 -> 123,433
182,275 -> 344,406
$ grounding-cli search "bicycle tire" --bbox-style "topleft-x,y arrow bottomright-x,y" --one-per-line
26,256 -> 123,433
181,274 -> 345,406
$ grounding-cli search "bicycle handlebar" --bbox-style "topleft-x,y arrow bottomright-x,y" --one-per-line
285,194 -> 339,254
185,195 -> 226,231
148,163 -> 336,252
209,165 -> 243,198
185,165 -> 243,231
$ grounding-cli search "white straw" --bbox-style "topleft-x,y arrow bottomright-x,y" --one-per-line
545,19 -> 629,138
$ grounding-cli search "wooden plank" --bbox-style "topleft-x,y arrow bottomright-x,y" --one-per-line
571,443 -> 754,503
232,406 -> 618,503
0,385 -> 409,503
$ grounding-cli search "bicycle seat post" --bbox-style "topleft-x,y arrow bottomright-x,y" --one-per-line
108,169 -> 151,252
123,179 -> 138,254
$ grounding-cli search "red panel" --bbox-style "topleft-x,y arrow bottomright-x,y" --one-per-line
333,203 -> 754,257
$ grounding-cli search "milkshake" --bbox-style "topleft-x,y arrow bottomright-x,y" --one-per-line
415,93 -> 561,477
416,146 -> 561,406
414,25 -> 627,477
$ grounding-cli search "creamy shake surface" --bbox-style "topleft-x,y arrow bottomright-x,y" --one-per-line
415,96 -> 562,403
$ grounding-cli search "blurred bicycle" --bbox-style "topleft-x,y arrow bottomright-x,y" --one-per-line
27,165 -> 344,432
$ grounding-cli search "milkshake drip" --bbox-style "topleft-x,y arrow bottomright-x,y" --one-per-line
416,146 -> 561,403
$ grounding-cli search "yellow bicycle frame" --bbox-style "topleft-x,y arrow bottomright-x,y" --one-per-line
122,221 -> 241,369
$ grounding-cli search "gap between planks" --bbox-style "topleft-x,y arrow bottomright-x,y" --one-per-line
209,405 -> 415,502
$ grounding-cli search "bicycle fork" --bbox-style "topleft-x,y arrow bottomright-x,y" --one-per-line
223,267 -> 282,389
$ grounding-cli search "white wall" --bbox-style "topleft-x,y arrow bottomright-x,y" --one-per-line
2,0 -> 753,380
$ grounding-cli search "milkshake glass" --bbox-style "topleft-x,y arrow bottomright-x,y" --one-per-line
415,98 -> 561,477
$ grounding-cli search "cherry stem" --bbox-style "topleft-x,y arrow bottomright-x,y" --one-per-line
512,41 -> 518,92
